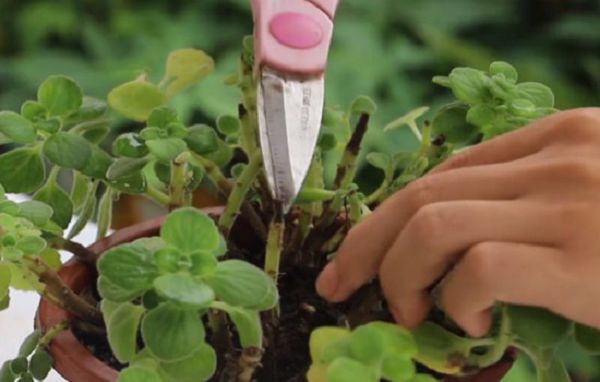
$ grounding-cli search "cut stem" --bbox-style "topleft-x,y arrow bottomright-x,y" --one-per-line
264,207 -> 285,283
39,321 -> 69,348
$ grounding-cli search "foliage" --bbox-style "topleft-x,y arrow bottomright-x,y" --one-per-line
0,20 -> 598,381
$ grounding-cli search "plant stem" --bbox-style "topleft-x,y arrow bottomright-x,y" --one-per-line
39,321 -> 69,348
169,152 -> 192,209
264,207 -> 285,283
218,152 -> 262,237
238,347 -> 263,382
23,256 -> 102,325
145,185 -> 171,206
472,305 -> 513,368
190,153 -> 233,196
50,237 -> 97,265
319,113 -> 370,227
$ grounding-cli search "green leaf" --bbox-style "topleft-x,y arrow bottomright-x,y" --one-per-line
76,97 -> 108,120
534,352 -> 570,382
158,344 -> 216,382
37,75 -> 83,117
39,248 -> 61,270
43,132 -> 92,170
98,276 -> 143,303
0,148 -> 45,193
0,263 -> 11,301
507,305 -> 571,348
106,302 -> 145,363
213,302 -> 263,348
574,323 -> 600,354
0,111 -> 37,144
366,322 -> 418,357
160,208 -> 220,254
327,357 -> 377,382
97,188 -> 113,239
81,145 -> 114,180
0,201 -> 20,215
9,358 -> 27,375
141,303 -> 205,361
153,247 -> 181,273
107,172 -> 147,194
185,125 -> 219,155
16,236 -> 46,254
146,138 -> 187,164
448,68 -> 490,104
107,158 -> 150,181
35,117 -> 62,134
203,140 -> 233,167
349,96 -> 377,116
108,80 -> 167,122
18,330 -> 41,357
71,173 -> 90,213
206,260 -> 278,310
147,107 -> 179,129
466,104 -> 497,127
76,120 -> 111,144
348,325 -> 385,363
16,201 -> 52,227
20,101 -> 47,122
489,61 -> 518,84
216,115 -> 240,136
117,367 -> 162,382
98,242 -> 158,299
432,103 -> 478,143
34,181 -> 73,229
0,362 -> 15,382
517,82 -> 555,108
113,133 -> 149,158
189,251 -> 218,276
381,353 -> 415,382
309,327 -> 351,363
153,274 -> 214,309
163,49 -> 215,98
412,322 -> 471,374
29,350 -> 53,380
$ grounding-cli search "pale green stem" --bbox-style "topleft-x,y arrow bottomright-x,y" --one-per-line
264,216 -> 285,283
471,305 -> 513,368
409,121 -> 423,142
144,185 -> 171,206
218,152 -> 262,237
169,152 -> 191,208
39,321 -> 69,348
190,153 -> 233,197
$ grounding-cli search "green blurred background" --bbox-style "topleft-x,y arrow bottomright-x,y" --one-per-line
0,0 -> 599,380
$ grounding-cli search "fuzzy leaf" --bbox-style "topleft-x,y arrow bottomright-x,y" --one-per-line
0,111 -> 37,144
448,68 -> 490,104
206,260 -> 278,311
113,133 -> 148,158
163,49 -> 214,98
18,330 -> 41,357
34,181 -> 73,229
517,82 -> 555,108
108,80 -> 166,122
0,263 -> 10,302
160,208 -> 220,254
43,132 -> 92,170
153,274 -> 214,309
81,146 -> 113,180
146,138 -> 187,164
213,302 -> 263,348
17,201 -> 53,228
29,350 -> 53,380
327,357 -> 377,382
107,158 -> 150,181
141,303 -> 205,361
98,242 -> 158,299
117,367 -> 162,382
158,344 -> 216,382
507,305 -> 570,348
0,148 -> 45,193
574,323 -> 600,354
106,302 -> 145,363
489,61 -> 518,84
37,75 -> 83,117
432,103 -> 478,143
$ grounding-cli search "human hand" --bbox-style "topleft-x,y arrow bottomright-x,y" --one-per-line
316,108 -> 600,337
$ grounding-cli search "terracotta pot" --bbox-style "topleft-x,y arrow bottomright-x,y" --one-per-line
36,208 -> 514,382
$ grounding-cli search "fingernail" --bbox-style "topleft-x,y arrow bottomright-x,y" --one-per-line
316,262 -> 339,300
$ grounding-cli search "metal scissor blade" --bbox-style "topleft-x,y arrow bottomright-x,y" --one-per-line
257,68 -> 325,212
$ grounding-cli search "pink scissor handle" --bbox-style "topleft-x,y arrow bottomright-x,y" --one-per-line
252,0 -> 339,75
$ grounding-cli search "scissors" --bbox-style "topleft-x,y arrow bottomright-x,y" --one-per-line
251,0 -> 339,212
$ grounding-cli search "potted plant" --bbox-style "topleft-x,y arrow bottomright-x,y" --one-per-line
0,35 -> 597,382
